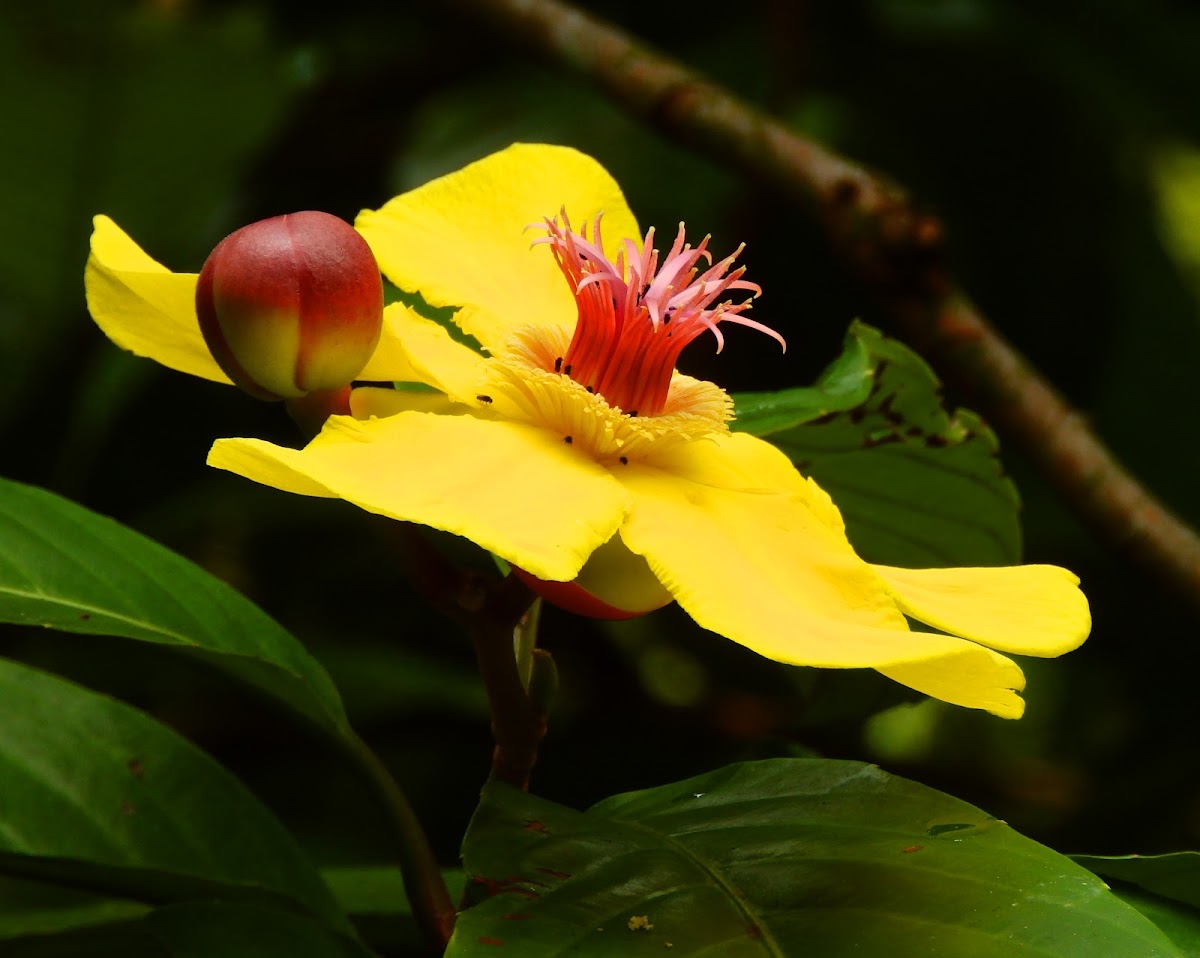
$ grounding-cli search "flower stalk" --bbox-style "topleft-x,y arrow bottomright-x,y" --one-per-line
470,580 -> 549,790
342,730 -> 457,951
377,522 -> 545,789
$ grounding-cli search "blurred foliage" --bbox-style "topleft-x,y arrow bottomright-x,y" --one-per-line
2,0 -> 1200,927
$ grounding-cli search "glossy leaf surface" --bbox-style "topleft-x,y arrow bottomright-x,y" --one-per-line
0,476 -> 348,735
0,658 -> 345,931
452,759 -> 1178,956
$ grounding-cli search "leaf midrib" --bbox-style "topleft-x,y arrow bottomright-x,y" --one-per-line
610,816 -> 789,958
1,581 -> 231,649
602,819 -> 1175,958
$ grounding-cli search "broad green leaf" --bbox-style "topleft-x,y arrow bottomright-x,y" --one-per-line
734,322 -> 1021,567
2,903 -> 375,958
1074,852 -> 1200,910
1075,853 -> 1200,953
143,902 -> 375,957
0,476 -> 349,736
451,759 -> 1178,957
1,919 -> 162,958
0,876 -> 149,940
1112,890 -> 1200,955
322,865 -> 467,919
0,658 -> 346,932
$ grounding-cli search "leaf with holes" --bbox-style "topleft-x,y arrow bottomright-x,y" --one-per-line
0,476 -> 349,736
0,657 -> 346,932
734,322 -> 1021,567
449,759 -> 1179,957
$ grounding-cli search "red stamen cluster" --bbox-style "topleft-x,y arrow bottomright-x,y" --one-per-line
535,212 -> 783,417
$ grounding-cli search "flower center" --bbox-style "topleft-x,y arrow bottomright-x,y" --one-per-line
477,213 -> 786,462
535,212 -> 784,418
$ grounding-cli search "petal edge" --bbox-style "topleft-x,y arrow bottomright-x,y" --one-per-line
85,215 -> 231,384
356,144 -> 640,352
209,412 -> 629,581
873,564 -> 1091,657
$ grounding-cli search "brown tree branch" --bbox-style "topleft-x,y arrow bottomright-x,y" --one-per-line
441,0 -> 1200,610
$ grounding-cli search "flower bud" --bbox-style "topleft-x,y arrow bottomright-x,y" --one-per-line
514,535 -> 674,620
196,211 -> 383,400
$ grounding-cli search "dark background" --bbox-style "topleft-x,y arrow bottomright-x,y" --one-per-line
2,0 -> 1198,870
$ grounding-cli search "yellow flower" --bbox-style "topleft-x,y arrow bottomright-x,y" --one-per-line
84,143 -> 1090,718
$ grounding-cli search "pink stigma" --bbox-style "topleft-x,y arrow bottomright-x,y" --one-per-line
535,211 -> 784,417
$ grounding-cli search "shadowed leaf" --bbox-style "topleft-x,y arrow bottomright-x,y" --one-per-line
734,321 -> 1021,567
1075,853 -> 1200,953
451,759 -> 1178,957
0,658 -> 346,930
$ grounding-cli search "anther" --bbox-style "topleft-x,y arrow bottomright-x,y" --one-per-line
564,435 -> 573,445
554,357 -> 563,373
619,456 -> 628,465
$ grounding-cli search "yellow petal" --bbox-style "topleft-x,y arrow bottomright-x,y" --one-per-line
350,385 -> 467,419
357,303 -> 427,382
618,433 -> 1029,715
363,305 -> 491,402
84,215 -> 231,384
872,564 -> 1091,657
624,434 -> 950,662
356,144 -> 641,352
878,648 -> 1027,719
208,412 -> 628,581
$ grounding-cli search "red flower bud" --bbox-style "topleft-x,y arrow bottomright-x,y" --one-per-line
196,211 -> 383,400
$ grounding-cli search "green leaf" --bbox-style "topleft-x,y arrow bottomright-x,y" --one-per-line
733,321 -> 1021,567
322,865 -> 466,919
731,330 -> 874,433
0,476 -> 349,736
1111,890 -> 1200,955
143,902 -> 374,958
451,759 -> 1179,957
1074,852 -> 1200,910
1075,853 -> 1200,953
1,902 -> 376,958
0,657 -> 346,932
0,919 -> 162,958
0,877 -> 149,940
